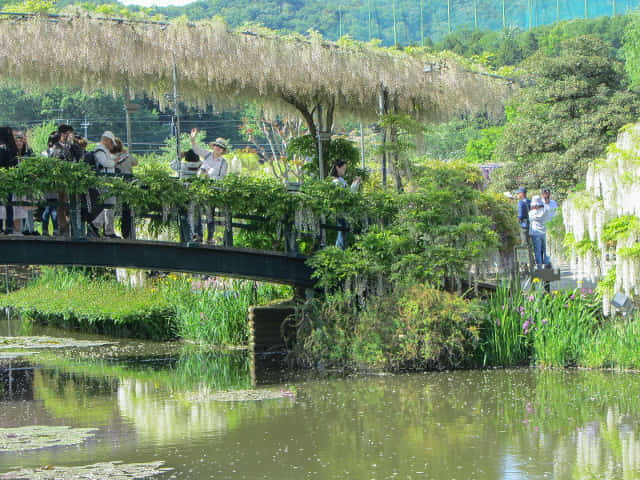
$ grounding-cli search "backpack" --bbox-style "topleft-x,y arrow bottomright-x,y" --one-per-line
83,150 -> 99,171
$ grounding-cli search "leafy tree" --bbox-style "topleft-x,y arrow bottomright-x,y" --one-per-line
623,13 -> 640,89
492,35 -> 640,197
465,126 -> 503,164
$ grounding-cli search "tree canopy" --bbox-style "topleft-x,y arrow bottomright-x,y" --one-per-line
491,35 -> 640,196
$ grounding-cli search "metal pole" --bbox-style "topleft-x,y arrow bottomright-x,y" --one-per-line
420,0 -> 424,45
474,0 -> 478,28
360,122 -> 366,170
81,112 -> 90,139
125,106 -> 132,152
503,0 -> 506,27
447,0 -> 451,33
393,0 -> 398,46
368,0 -> 372,40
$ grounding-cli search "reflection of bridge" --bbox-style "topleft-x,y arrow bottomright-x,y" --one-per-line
0,238 -> 315,288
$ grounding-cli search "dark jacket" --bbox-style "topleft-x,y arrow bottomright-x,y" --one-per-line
49,141 -> 83,162
517,197 -> 531,229
0,145 -> 18,169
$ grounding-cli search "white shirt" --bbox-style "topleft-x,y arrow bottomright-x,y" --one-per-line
192,144 -> 228,180
544,199 -> 558,219
93,144 -> 115,173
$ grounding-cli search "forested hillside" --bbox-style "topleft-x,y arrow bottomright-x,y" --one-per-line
49,0 -> 640,45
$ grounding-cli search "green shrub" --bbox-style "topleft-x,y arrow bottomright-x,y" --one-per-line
293,283 -> 483,371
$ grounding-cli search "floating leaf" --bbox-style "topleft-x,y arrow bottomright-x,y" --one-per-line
0,461 -> 172,479
0,425 -> 97,452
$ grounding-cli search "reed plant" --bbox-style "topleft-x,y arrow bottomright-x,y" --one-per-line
481,281 -> 640,369
155,274 -> 292,345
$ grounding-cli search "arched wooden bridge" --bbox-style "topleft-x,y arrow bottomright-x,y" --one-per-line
0,237 -> 315,288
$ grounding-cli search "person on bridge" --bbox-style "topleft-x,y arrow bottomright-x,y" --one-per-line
330,158 -> 361,250
49,125 -> 83,235
113,138 -> 138,239
41,131 -> 61,236
190,128 -> 229,243
516,187 -> 531,247
0,127 -> 18,235
13,130 -> 38,236
528,195 -> 552,269
542,188 -> 558,219
88,131 -> 118,238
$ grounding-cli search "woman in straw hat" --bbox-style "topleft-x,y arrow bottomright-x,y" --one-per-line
190,128 -> 229,243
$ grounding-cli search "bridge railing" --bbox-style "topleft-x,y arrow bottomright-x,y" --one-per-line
0,157 -> 383,255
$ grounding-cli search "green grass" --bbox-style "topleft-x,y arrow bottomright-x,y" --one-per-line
0,267 -> 292,344
0,268 -> 175,340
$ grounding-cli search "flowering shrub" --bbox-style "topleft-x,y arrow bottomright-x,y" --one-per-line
483,282 -> 604,367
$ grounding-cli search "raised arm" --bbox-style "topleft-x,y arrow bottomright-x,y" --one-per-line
190,128 -> 209,158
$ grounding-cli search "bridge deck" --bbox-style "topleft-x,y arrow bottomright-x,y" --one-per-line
0,237 -> 314,288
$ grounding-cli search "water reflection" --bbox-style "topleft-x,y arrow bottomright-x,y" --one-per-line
1,312 -> 640,478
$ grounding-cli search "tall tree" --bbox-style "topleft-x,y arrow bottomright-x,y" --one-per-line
493,35 -> 640,196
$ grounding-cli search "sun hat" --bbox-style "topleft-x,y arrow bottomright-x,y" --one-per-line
209,138 -> 228,151
101,131 -> 117,143
516,186 -> 527,194
531,195 -> 544,208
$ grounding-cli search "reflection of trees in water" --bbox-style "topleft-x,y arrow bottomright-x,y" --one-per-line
271,370 -> 640,479
117,378 -> 294,443
0,367 -> 34,401
568,408 -> 640,479
33,370 -> 120,426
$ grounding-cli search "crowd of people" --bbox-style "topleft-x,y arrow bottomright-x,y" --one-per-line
516,186 -> 558,269
0,123 -> 237,242
0,124 -> 136,238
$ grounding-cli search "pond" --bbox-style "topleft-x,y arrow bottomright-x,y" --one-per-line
1,311 -> 640,479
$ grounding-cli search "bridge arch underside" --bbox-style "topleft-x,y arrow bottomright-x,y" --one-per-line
0,238 -> 314,289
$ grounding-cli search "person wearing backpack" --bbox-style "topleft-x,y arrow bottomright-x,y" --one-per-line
113,138 -> 137,239
41,132 -> 60,236
88,132 -> 117,238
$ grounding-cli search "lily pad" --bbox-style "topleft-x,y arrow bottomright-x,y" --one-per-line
0,461 -> 172,479
183,388 -> 296,402
0,426 -> 98,452
0,336 -> 116,350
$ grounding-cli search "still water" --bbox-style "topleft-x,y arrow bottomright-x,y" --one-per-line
1,314 -> 640,479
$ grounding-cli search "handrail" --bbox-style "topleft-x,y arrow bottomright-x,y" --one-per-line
2,169 -> 353,254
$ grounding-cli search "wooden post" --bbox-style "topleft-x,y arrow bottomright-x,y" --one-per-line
223,207 -> 233,247
69,194 -> 84,240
